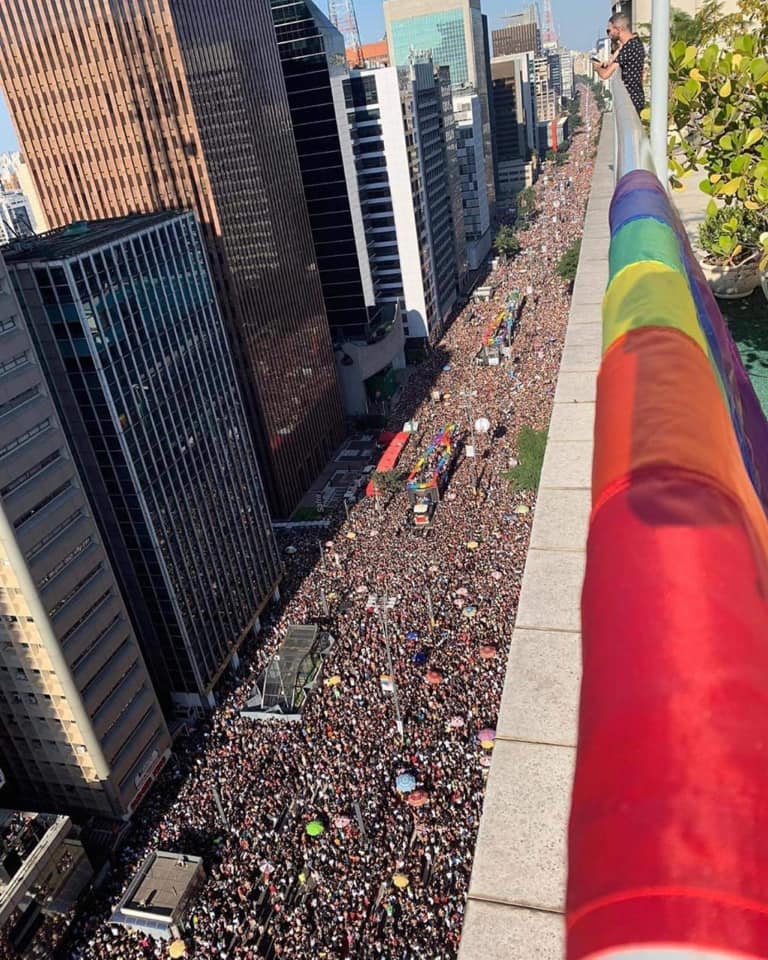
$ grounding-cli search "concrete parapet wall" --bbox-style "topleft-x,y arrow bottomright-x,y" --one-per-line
458,117 -> 614,960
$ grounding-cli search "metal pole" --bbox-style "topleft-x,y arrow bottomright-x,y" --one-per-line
318,540 -> 329,616
212,784 -> 229,829
353,801 -> 368,843
425,582 -> 435,628
380,591 -> 403,737
650,0 -> 670,190
464,392 -> 478,493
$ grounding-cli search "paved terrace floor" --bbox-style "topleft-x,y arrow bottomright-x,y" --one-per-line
458,117 -> 614,959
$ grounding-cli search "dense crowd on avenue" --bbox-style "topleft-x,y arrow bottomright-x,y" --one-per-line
46,88 -> 600,960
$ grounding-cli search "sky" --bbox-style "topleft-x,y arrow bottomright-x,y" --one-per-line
0,0 -> 608,153
354,0 -> 609,53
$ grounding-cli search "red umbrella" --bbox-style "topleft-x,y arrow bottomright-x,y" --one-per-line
406,789 -> 429,807
479,644 -> 497,660
425,670 -> 443,685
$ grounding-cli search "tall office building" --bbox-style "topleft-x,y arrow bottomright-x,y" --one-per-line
491,54 -> 538,201
0,255 -> 171,818
492,5 -> 541,57
452,90 -> 492,271
338,62 -> 465,343
271,0 -> 376,345
0,0 -> 345,516
534,55 -> 559,123
16,159 -> 47,235
384,0 -> 496,213
558,49 -> 575,100
4,213 -> 282,714
416,65 -> 468,311
270,1 -> 405,416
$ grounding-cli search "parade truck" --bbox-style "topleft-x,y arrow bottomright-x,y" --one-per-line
405,424 -> 457,528
474,290 -> 524,367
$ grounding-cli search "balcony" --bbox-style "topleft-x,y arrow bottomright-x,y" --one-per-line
460,74 -> 768,960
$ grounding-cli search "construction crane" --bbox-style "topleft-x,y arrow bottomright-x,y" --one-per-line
328,0 -> 364,67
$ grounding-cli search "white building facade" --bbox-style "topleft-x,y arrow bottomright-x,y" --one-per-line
336,64 -> 464,344
0,192 -> 34,243
452,90 -> 491,272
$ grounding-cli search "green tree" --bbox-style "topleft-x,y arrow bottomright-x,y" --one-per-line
371,469 -> 404,496
494,225 -> 520,257
516,186 -> 537,223
545,149 -> 556,162
666,14 -> 768,271
556,239 -> 582,283
502,427 -> 548,493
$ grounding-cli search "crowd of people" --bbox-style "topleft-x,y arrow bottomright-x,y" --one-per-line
52,88 -> 600,960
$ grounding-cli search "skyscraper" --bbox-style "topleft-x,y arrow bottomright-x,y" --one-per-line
0,254 -> 171,817
339,62 -> 465,344
534,55 -> 559,123
384,0 -> 496,213
491,54 -> 538,202
452,90 -> 492,271
492,5 -> 541,57
270,0 -> 376,346
16,158 -> 47,235
0,0 -> 345,516
4,213 -> 282,714
270,1 -> 406,416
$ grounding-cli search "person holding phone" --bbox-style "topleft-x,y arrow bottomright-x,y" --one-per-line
594,12 -> 646,114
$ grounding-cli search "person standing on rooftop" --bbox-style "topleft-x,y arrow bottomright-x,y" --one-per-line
596,12 -> 646,115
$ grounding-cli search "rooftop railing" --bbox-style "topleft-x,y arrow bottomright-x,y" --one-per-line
566,72 -> 768,960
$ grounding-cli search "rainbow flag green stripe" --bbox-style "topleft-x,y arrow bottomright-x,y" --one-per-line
608,215 -> 685,281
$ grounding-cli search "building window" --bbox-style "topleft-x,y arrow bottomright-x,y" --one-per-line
0,419 -> 51,460
0,351 -> 28,376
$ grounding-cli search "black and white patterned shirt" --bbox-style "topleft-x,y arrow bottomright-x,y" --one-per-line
617,36 -> 646,112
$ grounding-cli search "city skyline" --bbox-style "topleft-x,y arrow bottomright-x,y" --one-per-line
0,0 -> 608,153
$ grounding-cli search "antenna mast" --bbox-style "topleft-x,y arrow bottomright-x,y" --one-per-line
541,0 -> 559,47
328,0 -> 364,67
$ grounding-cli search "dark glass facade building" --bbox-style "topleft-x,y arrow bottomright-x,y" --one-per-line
4,214 -> 282,710
0,253 -> 171,817
271,0 -> 376,345
0,0 -> 345,516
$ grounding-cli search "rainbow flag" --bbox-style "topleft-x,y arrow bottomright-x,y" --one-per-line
568,170 -> 768,959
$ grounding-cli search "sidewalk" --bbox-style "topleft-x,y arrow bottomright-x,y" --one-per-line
458,119 -> 614,959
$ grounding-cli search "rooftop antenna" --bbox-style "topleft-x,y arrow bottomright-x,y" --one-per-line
328,0 -> 364,68
541,0 -> 559,46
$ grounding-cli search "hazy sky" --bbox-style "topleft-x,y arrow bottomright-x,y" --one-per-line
0,0 -> 609,153
355,0 -> 609,52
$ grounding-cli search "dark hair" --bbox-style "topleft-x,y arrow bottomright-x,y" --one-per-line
609,12 -> 630,30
